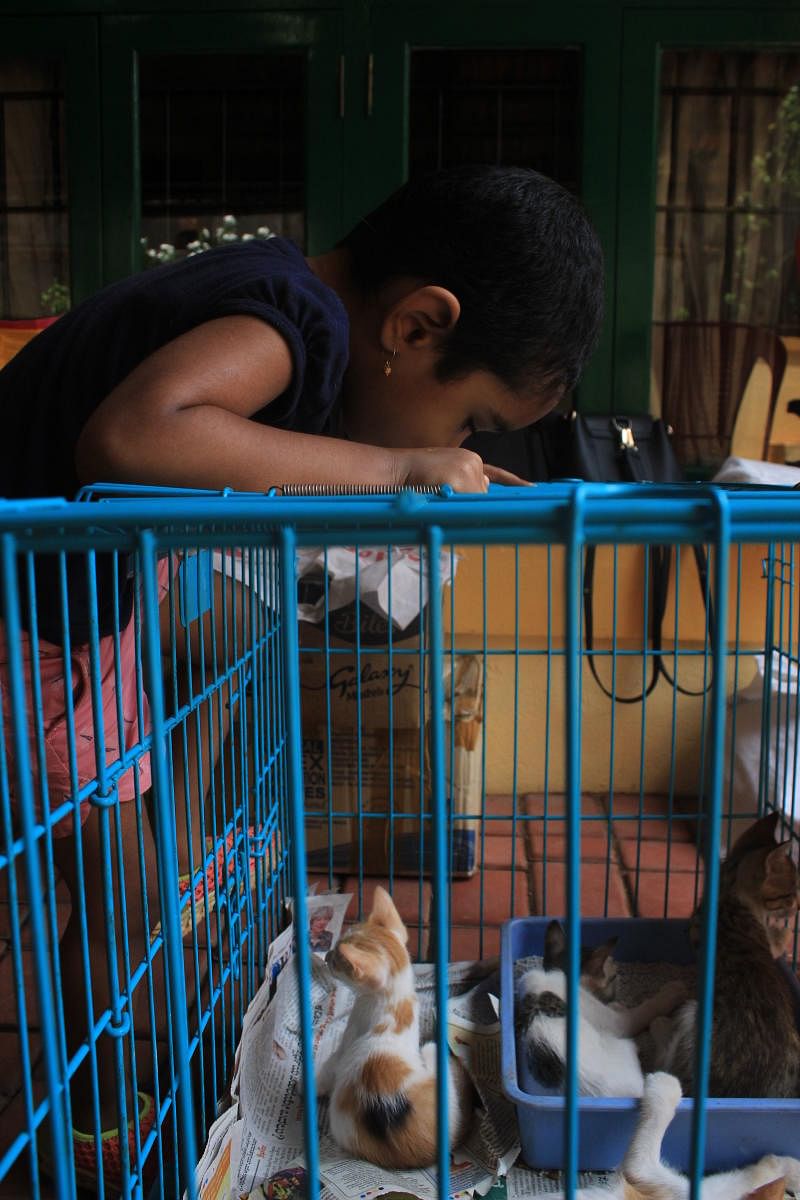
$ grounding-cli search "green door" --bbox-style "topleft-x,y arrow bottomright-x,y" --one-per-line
0,16 -> 101,315
359,5 -> 623,412
618,9 -> 800,468
101,12 -> 344,284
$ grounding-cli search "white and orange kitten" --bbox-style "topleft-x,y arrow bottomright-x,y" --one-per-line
542,1072 -> 800,1199
316,885 -> 473,1168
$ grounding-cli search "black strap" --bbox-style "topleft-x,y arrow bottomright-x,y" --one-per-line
581,427 -> 714,703
583,543 -> 714,703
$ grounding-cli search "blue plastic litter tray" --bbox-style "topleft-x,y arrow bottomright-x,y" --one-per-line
500,917 -> 800,1172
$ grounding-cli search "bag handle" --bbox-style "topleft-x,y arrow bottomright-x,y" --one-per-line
581,418 -> 714,703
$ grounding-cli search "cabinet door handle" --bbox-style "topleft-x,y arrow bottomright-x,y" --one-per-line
366,52 -> 374,117
338,54 -> 345,118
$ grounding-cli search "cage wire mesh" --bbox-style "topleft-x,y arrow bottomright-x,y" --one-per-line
0,483 -> 798,1200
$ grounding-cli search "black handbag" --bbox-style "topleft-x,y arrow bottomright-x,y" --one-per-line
467,413 -> 713,703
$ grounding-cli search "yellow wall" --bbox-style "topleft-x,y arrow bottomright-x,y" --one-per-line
445,541 -> 771,795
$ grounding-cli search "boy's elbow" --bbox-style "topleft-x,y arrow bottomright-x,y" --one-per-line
75,406 -> 147,485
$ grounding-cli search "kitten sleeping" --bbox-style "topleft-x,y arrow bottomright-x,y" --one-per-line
317,886 -> 473,1168
517,921 -> 685,1096
653,812 -> 800,1097
541,1070 -> 800,1198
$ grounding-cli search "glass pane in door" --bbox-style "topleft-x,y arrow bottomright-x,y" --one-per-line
651,51 -> 800,472
0,58 -> 69,319
138,52 -> 305,267
409,49 -> 581,193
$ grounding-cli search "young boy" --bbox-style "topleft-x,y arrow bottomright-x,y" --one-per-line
0,164 -> 603,1190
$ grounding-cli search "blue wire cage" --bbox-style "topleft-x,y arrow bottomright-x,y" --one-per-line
0,482 -> 798,1200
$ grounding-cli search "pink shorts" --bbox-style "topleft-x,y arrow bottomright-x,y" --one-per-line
0,559 -> 173,837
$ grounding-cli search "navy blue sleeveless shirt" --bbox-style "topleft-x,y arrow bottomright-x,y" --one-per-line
1,238 -> 349,504
0,238 -> 349,641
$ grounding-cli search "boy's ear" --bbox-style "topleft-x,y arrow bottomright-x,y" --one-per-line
382,285 -> 461,355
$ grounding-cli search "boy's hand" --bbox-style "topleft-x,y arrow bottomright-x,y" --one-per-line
398,447 -> 531,492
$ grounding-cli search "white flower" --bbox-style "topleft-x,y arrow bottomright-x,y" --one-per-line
221,231 -> 238,241
222,214 -> 237,228
256,226 -> 272,239
242,233 -> 254,241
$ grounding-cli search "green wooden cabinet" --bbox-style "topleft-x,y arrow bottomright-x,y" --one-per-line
0,15 -> 102,308
100,11 -> 344,281
1,0 -> 798,415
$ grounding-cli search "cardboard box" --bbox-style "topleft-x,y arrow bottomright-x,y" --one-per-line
300,614 -> 484,878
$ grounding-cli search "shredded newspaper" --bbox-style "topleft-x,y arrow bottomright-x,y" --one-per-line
193,892 -> 520,1199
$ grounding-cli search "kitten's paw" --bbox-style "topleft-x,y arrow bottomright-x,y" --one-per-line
657,980 -> 688,1012
643,1071 -> 682,1107
768,1156 -> 800,1191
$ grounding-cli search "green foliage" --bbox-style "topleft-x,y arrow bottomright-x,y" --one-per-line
40,278 -> 71,315
724,84 -> 800,324
140,214 -> 275,268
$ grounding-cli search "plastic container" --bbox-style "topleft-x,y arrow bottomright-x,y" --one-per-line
500,916 -> 800,1171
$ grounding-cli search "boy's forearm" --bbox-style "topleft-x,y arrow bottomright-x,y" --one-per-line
78,403 -> 403,491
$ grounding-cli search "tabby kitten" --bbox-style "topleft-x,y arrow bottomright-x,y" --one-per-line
316,886 -> 473,1169
654,812 -> 800,1097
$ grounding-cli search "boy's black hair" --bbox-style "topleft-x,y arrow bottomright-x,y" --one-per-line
341,165 -> 604,401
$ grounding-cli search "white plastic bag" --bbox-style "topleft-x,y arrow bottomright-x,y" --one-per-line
723,650 -> 800,847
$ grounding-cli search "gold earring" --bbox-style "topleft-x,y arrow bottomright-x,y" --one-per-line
383,346 -> 398,377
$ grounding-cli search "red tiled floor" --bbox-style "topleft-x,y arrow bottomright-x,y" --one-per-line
449,868 -> 531,925
530,860 -> 631,918
340,876 -> 431,925
478,794 -> 529,837
480,835 -> 529,870
617,839 -> 703,874
523,793 -> 607,818
602,794 -> 698,842
307,873 -> 343,894
526,825 -> 614,864
628,869 -> 703,918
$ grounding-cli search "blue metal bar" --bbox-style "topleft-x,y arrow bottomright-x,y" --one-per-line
138,530 -> 198,1198
426,525 -> 450,1200
688,490 -> 731,1200
0,534 -> 72,1199
277,526 -> 320,1200
563,486 -> 587,1200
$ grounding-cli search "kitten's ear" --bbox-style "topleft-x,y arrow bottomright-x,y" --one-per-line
762,843 -> 799,911
583,937 -> 618,979
543,921 -> 567,970
727,812 -> 781,862
370,886 -> 408,943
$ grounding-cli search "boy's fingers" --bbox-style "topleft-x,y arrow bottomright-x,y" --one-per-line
482,463 -> 534,487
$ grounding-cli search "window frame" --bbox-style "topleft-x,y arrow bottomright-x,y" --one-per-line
617,8 -> 800,413
361,4 -> 622,412
100,11 -> 345,283
0,15 -> 102,310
